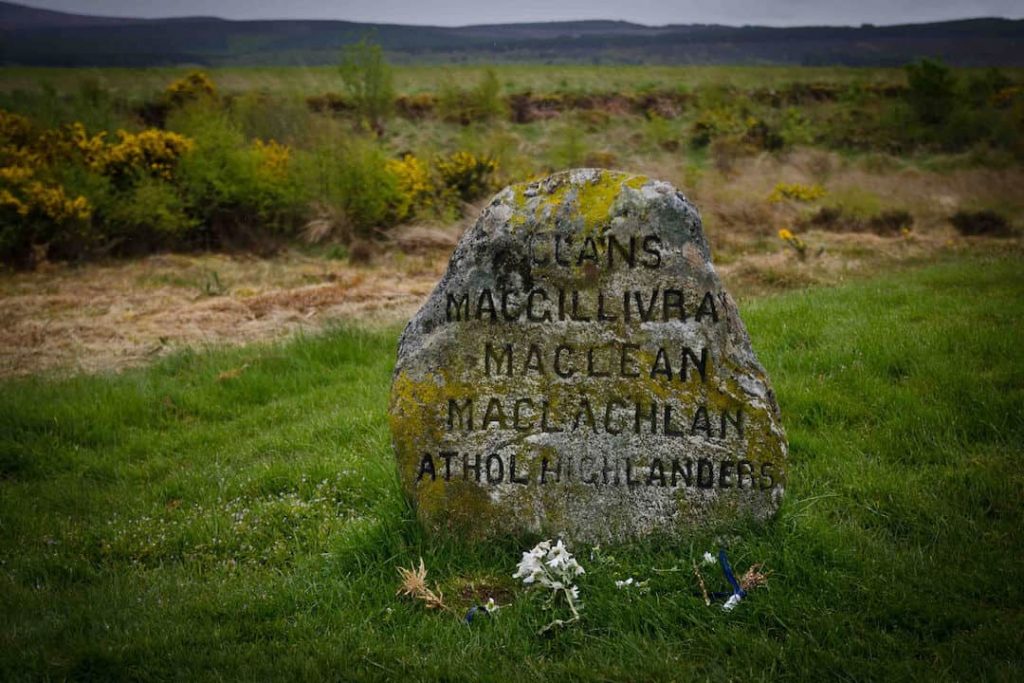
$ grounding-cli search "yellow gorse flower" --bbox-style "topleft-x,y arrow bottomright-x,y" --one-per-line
386,153 -> 435,220
99,129 -> 194,180
253,139 -> 291,177
0,109 -> 33,144
768,182 -> 826,203
435,150 -> 498,202
164,71 -> 217,105
0,112 -> 189,230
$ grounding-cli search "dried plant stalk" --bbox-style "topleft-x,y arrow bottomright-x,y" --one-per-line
739,563 -> 771,592
396,558 -> 455,614
692,561 -> 711,606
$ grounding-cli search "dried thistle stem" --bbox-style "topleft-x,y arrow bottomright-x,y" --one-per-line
692,560 -> 711,606
396,557 -> 457,615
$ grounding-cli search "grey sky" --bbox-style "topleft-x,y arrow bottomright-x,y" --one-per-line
15,0 -> 1024,27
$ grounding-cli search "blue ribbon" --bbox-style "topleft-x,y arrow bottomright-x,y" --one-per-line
706,549 -> 747,602
718,548 -> 747,599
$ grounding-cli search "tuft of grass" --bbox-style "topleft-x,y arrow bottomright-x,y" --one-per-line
1,256 -> 1022,679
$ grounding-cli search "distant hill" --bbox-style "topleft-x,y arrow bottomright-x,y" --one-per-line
0,1 -> 1021,66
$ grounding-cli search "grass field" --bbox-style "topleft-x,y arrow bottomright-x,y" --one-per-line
0,65 -> 924,98
1,254 -> 1021,680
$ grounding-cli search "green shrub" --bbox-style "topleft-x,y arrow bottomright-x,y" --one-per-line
339,38 -> 395,135
472,69 -> 506,121
437,69 -> 507,125
905,59 -> 957,125
169,104 -> 308,239
644,114 -> 680,151
230,92 -> 317,146
303,137 -> 400,238
966,68 -> 1012,106
164,71 -> 217,107
547,123 -> 587,170
104,177 -> 196,245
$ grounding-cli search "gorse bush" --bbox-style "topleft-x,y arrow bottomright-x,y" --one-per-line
768,182 -> 826,203
168,103 -> 307,240
164,71 -> 217,107
435,151 -> 499,202
1,110 -> 94,263
386,154 -> 435,222
2,62 -> 1020,267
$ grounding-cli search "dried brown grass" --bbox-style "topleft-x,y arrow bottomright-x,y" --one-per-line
1,152 -> 1020,378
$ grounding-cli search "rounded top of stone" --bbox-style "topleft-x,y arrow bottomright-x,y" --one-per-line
492,168 -> 686,230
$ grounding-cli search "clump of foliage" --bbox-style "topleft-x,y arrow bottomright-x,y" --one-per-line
868,209 -> 914,236
437,69 -> 507,125
768,182 -> 826,203
339,38 -> 395,135
435,151 -> 498,202
164,71 -> 218,107
905,59 -> 957,125
168,103 -> 307,242
0,73 -> 315,264
385,154 -> 435,222
804,206 -> 914,236
950,209 -> 1014,237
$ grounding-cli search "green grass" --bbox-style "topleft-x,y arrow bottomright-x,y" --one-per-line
1,256 -> 1022,680
0,65 -> 923,98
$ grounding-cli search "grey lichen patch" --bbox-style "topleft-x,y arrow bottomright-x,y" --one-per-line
389,169 -> 787,543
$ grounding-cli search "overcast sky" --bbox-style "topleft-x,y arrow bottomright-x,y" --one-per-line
16,0 -> 1024,27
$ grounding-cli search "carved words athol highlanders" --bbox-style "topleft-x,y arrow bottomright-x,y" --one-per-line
389,169 -> 787,542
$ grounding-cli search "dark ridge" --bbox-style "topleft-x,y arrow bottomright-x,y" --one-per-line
0,1 -> 1021,66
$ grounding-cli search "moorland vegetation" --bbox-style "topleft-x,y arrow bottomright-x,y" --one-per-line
0,52 -> 1021,267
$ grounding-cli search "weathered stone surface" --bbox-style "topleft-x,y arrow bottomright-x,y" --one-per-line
389,169 -> 786,543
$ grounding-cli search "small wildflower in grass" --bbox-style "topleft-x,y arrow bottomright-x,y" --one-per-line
778,227 -> 809,260
514,539 -> 585,633
614,577 -> 650,594
702,551 -> 717,566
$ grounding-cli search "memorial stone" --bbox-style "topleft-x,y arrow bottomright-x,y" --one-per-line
389,169 -> 787,542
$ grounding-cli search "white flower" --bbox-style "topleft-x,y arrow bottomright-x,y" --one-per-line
615,577 -> 635,589
723,593 -> 743,612
567,585 -> 580,601
702,551 -> 717,566
547,539 -> 568,564
484,597 -> 500,613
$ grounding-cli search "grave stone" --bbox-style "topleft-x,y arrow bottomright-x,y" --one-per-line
389,169 -> 786,542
